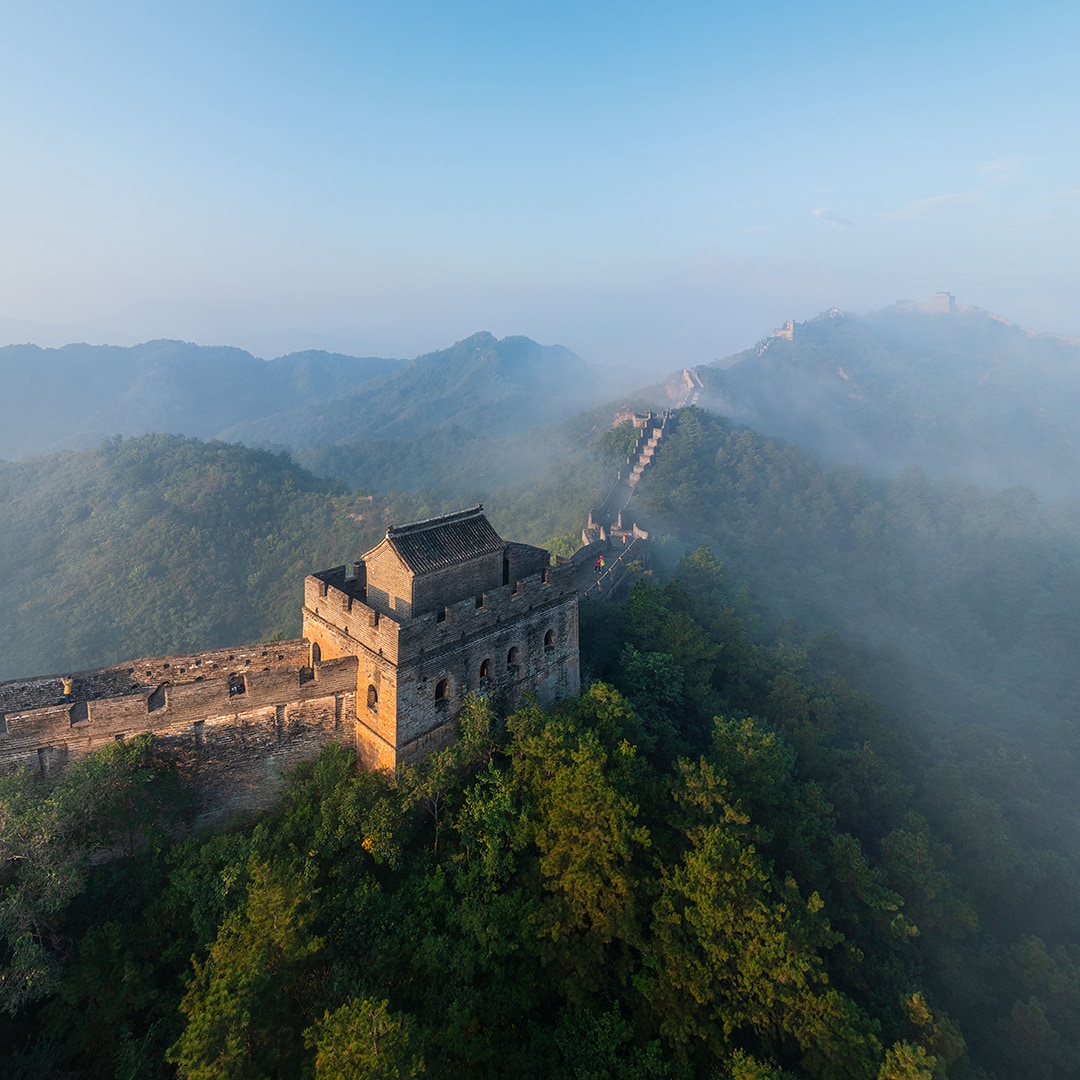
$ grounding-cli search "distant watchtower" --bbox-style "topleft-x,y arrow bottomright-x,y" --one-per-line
302,506 -> 580,769
926,291 -> 956,314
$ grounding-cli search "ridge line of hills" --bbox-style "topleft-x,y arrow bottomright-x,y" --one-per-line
7,299 -> 1080,498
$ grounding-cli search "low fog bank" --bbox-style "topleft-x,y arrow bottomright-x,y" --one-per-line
692,303 -> 1080,502
633,409 -> 1080,766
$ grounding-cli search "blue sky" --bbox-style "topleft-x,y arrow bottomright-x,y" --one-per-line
1,1 -> 1077,369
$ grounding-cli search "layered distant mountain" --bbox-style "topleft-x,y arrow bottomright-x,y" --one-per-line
0,340 -> 405,460
219,331 -> 606,447
688,304 -> 1080,499
0,331 -> 609,463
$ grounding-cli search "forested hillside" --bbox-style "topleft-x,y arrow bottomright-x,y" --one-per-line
220,331 -> 611,449
633,408 -> 1080,749
0,332 -> 618,467
0,437 -> 390,679
5,550 -> 1077,1077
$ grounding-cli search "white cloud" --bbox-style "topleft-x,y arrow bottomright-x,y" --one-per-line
990,215 -> 1055,231
812,207 -> 853,229
880,190 -> 981,220
979,157 -> 1023,184
1041,187 -> 1080,202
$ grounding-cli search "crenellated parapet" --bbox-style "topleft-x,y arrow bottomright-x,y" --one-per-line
0,640 -> 359,823
301,508 -> 579,770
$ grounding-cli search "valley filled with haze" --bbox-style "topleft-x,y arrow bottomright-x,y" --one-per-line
3,4 -> 1080,1079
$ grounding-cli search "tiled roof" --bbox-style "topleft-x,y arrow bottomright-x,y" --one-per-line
382,505 -> 504,575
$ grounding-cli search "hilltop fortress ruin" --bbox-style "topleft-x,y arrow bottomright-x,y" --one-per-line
0,506 -> 580,822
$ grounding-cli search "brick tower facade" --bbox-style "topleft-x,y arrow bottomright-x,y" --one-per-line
302,506 -> 580,769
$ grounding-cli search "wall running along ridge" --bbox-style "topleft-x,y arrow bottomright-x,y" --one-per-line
0,513 -> 581,817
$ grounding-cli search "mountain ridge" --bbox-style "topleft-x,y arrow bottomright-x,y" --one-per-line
687,302 -> 1080,498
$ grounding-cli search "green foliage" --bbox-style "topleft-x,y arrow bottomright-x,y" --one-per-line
0,434 -> 401,677
167,860 -> 324,1079
0,735 -> 188,1014
305,998 -> 425,1078
597,419 -> 641,463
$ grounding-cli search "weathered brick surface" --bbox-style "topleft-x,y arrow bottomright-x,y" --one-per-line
410,551 -> 503,619
0,641 -> 359,824
363,542 -> 416,618
302,525 -> 580,770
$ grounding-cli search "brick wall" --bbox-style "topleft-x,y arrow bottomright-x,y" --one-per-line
410,550 -> 502,619
303,555 -> 579,769
363,541 -> 415,618
0,528 -> 583,809
390,565 -> 579,754
0,641 -> 359,824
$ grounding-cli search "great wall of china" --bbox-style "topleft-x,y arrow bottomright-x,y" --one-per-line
0,410 -> 672,821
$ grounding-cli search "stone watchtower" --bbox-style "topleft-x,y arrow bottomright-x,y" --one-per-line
302,506 -> 580,769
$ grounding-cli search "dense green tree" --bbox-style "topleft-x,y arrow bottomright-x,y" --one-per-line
168,860 -> 324,1079
0,735 -> 187,1013
305,998 -> 425,1078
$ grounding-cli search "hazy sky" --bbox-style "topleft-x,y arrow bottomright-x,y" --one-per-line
2,1 -> 1078,369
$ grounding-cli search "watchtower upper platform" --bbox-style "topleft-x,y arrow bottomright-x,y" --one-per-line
362,505 -> 506,620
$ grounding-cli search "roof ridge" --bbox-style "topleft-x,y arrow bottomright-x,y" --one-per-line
386,504 -> 485,539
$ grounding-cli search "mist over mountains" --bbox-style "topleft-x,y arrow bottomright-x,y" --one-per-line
691,303 -> 1080,499
0,331 -> 607,463
0,340 -> 404,460
7,304 -> 1080,513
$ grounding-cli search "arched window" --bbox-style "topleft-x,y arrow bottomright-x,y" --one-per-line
507,646 -> 520,670
435,678 -> 449,701
311,642 -> 321,664
544,629 -> 556,652
480,658 -> 491,680
367,684 -> 378,710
